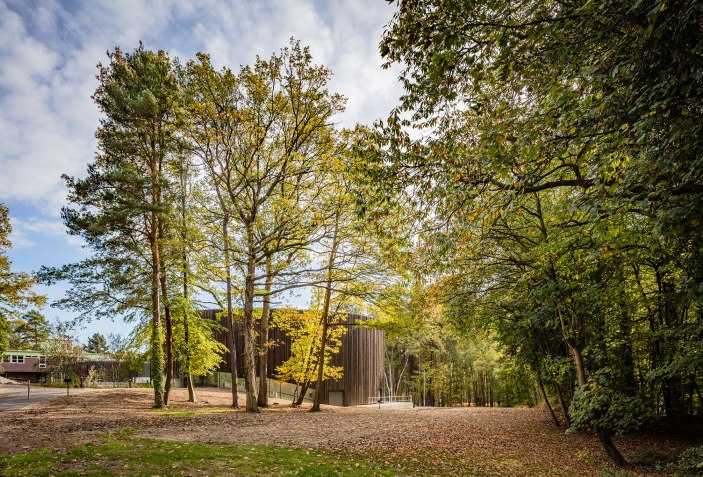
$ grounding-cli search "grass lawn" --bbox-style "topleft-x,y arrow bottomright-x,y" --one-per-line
4,431 -> 700,477
0,433 -> 399,477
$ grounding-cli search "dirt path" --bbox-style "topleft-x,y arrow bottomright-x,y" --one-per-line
0,387 -> 696,476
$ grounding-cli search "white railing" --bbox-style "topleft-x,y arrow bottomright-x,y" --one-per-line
367,395 -> 412,405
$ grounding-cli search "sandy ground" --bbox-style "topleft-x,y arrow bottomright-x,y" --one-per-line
0,387 -> 698,476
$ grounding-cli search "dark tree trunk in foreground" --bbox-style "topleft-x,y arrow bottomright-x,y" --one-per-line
223,216 -> 239,408
257,257 -> 273,407
596,427 -> 627,467
310,218 -> 340,412
536,371 -> 560,427
243,250 -> 259,413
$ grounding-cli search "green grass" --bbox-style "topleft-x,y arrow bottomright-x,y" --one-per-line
0,437 -> 400,477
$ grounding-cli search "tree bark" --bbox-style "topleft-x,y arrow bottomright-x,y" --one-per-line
553,381 -> 571,427
243,247 -> 259,413
149,145 -> 165,408
310,216 -> 340,412
556,306 -> 587,387
181,192 -> 196,404
536,372 -> 560,427
158,244 -> 173,406
294,382 -> 310,406
223,215 -> 239,408
257,256 -> 273,407
596,427 -> 627,467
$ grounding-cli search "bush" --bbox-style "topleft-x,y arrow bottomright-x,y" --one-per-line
569,372 -> 647,436
675,446 -> 703,475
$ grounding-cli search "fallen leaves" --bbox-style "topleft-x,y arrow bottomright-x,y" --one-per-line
0,388 -> 695,476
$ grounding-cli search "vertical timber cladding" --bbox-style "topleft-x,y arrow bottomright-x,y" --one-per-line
201,310 -> 385,406
319,313 -> 386,406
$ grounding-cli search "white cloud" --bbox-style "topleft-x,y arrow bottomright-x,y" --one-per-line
7,215 -> 84,250
0,0 -> 403,243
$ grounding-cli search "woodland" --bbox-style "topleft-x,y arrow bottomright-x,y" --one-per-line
0,0 -> 701,469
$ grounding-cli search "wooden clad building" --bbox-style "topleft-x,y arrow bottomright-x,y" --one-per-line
201,309 -> 385,406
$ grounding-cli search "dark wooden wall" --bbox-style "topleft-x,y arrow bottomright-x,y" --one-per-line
318,313 -> 386,406
201,309 -> 385,406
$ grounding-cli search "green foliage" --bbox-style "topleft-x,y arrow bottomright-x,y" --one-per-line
84,332 -> 109,354
0,203 -> 46,355
170,297 -> 226,377
631,446 -> 703,476
674,446 -> 703,475
367,280 -> 533,406
568,373 -> 647,437
10,310 -> 50,350
363,0 -> 703,463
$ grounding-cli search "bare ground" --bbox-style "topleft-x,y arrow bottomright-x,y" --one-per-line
0,387 -> 697,476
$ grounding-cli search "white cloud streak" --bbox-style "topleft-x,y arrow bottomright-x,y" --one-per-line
0,0 -> 402,248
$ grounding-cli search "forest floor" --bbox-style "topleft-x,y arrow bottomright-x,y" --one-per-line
0,387 -> 699,476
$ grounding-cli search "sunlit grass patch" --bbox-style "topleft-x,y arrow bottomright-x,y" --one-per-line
0,438 -> 400,477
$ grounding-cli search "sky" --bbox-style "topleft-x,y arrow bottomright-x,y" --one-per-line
0,0 -> 403,344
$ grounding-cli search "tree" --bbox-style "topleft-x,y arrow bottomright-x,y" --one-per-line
273,308 -> 344,406
367,0 -> 703,465
184,40 -> 345,413
181,56 -> 243,408
0,203 -> 46,355
11,310 -> 50,350
84,332 -> 109,354
108,333 -> 147,387
53,44 -> 179,408
170,296 -> 227,402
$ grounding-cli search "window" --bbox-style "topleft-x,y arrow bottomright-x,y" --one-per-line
39,355 -> 46,368
1,355 -> 9,363
11,355 -> 25,364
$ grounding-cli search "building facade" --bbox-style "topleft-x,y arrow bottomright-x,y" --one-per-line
202,309 -> 385,406
1,350 -> 47,382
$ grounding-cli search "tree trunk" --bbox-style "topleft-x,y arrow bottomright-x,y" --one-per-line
310,217 -> 340,412
553,382 -> 571,427
596,427 -> 627,466
571,344 -> 587,388
182,250 -> 196,403
148,128 -> 165,409
164,305 -> 173,405
294,382 -> 310,406
257,256 -> 273,407
183,302 -> 196,403
536,371 -> 560,427
149,215 -> 165,408
158,247 -> 173,406
178,159 -> 196,404
223,216 -> 239,408
243,249 -> 259,413
185,374 -> 196,402
556,306 -> 587,388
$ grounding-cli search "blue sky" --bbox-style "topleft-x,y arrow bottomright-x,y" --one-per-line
0,0 -> 402,344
